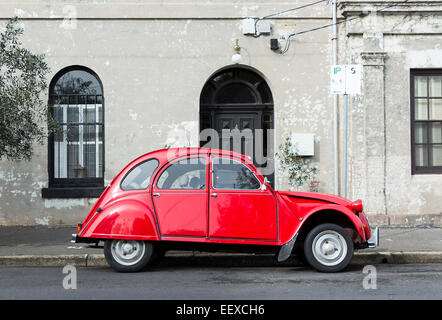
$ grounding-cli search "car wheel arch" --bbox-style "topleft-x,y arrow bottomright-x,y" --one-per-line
81,197 -> 160,240
294,207 -> 365,247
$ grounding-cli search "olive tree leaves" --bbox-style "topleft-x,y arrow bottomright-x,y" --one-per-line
0,17 -> 55,160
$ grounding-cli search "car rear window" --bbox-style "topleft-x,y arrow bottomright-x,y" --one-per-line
120,159 -> 159,190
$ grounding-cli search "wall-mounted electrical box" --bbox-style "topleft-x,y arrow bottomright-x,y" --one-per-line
242,18 -> 272,35
242,18 -> 256,35
290,133 -> 315,156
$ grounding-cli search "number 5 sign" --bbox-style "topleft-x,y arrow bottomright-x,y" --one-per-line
330,65 -> 362,95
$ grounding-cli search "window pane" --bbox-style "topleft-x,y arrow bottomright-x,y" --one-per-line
212,157 -> 260,190
415,123 -> 427,143
83,125 -> 96,142
53,70 -> 102,95
258,82 -> 272,103
431,123 -> 442,143
121,159 -> 159,190
83,105 -> 96,123
215,83 -> 257,104
415,145 -> 428,167
67,105 -> 79,123
66,125 -> 79,142
53,105 -> 64,122
98,143 -> 103,178
429,76 -> 442,97
83,144 -> 96,177
432,145 -> 442,166
97,103 -> 103,123
415,99 -> 428,120
67,144 -> 80,178
414,76 -> 427,97
430,99 -> 442,120
157,157 -> 207,190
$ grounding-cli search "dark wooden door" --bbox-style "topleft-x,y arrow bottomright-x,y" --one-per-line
215,113 -> 258,158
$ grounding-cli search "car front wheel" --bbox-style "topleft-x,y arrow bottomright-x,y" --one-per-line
303,223 -> 354,273
104,239 -> 153,272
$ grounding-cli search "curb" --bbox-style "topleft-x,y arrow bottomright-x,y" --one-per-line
1,251 -> 442,268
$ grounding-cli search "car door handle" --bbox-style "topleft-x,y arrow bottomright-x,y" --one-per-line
153,193 -> 160,197
211,193 -> 217,198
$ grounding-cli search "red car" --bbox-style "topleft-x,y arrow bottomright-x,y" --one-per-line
72,148 -> 378,273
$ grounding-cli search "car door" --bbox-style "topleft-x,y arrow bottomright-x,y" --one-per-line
208,156 -> 277,241
152,155 -> 209,238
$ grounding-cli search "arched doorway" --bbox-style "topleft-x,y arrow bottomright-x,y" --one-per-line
199,66 -> 274,184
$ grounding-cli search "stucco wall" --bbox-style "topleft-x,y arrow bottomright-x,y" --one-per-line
341,1 -> 442,226
0,1 -> 335,225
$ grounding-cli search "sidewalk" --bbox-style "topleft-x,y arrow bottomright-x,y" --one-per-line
0,225 -> 441,267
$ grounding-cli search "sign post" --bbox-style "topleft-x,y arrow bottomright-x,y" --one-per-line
330,65 -> 362,198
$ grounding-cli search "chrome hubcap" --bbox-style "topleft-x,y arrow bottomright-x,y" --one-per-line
111,240 -> 145,266
312,231 -> 347,266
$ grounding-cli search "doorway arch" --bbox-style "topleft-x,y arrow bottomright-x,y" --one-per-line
199,66 -> 274,184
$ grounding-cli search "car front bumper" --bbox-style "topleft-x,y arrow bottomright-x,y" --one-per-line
71,233 -> 99,244
367,226 -> 379,248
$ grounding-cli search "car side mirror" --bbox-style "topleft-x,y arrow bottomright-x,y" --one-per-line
261,177 -> 270,191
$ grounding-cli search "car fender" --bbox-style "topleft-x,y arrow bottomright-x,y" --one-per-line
295,204 -> 367,243
79,195 -> 159,241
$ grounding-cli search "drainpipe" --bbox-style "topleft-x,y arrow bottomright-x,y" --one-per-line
332,0 -> 339,195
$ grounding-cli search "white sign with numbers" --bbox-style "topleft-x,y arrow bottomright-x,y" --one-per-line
330,65 -> 362,95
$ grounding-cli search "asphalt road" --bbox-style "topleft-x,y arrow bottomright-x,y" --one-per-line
0,264 -> 441,300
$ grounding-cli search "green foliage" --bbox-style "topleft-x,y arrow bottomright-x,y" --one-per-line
276,136 -> 318,190
0,17 -> 54,160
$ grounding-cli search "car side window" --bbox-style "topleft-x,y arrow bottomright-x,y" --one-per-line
157,157 -> 207,190
212,157 -> 261,190
120,159 -> 159,190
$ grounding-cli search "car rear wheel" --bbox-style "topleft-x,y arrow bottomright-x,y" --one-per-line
303,223 -> 354,273
104,239 -> 153,272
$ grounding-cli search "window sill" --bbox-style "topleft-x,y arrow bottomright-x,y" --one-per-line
42,186 -> 105,199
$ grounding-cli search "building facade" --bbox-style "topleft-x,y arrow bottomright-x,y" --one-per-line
0,0 -> 441,227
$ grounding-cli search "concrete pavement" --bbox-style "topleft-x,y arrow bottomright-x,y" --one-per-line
0,225 -> 441,267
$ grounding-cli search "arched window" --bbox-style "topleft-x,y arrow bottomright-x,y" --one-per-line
44,66 -> 104,197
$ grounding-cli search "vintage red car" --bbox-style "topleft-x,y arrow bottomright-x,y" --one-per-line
72,147 -> 378,273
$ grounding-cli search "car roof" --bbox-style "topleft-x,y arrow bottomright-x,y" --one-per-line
112,148 -> 259,186
139,147 -> 250,163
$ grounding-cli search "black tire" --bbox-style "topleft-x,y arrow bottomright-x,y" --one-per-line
104,239 -> 154,272
303,223 -> 354,273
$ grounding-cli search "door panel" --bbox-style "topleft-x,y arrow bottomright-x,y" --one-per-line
152,192 -> 207,237
208,156 -> 277,241
209,192 -> 277,240
152,156 -> 208,237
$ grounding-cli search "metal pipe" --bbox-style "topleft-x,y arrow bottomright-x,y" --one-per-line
332,0 -> 339,195
343,93 -> 348,198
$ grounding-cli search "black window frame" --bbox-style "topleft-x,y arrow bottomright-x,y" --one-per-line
410,69 -> 442,174
42,66 -> 105,198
